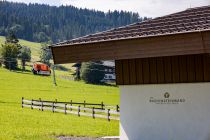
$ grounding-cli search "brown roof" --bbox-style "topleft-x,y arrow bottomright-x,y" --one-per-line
51,6 -> 210,64
53,5 -> 210,47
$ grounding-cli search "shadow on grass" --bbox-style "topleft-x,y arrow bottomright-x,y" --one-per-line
13,71 -> 32,75
84,82 -> 118,87
1,67 -> 33,75
6,68 -> 50,77
0,100 -> 6,104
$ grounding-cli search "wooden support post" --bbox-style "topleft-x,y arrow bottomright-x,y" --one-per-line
92,107 -> 95,119
78,106 -> 80,117
64,104 -> 67,115
108,109 -> 110,121
101,102 -> 104,110
84,100 -> 86,112
21,97 -> 24,108
52,65 -> 57,86
31,99 -> 33,109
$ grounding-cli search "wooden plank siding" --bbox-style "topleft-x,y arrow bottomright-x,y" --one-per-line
135,59 -> 144,84
115,54 -> 210,85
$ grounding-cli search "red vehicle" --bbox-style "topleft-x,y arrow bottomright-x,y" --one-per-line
32,63 -> 51,76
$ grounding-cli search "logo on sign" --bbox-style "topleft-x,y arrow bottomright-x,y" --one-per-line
149,92 -> 185,104
164,92 -> 170,98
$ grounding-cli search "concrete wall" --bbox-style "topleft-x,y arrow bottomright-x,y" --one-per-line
120,83 -> 210,140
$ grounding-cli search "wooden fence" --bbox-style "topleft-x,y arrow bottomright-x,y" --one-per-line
21,97 -> 120,121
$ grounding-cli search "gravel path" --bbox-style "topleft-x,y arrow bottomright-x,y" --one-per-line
57,136 -> 119,140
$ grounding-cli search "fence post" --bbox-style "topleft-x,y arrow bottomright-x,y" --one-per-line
65,104 -> 67,115
39,98 -> 41,110
52,102 -> 55,113
52,65 -> 57,86
70,100 -> 72,111
116,105 -> 119,112
92,107 -> 95,119
41,101 -> 43,111
84,100 -> 86,112
55,99 -> 57,110
21,97 -> 24,108
108,109 -> 110,121
101,102 -> 104,110
31,99 -> 33,109
78,106 -> 80,117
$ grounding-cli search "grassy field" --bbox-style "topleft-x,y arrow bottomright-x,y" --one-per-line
0,67 -> 119,140
0,36 -> 75,70
0,36 -> 41,61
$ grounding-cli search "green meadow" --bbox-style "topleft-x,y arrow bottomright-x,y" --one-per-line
0,67 -> 119,140
0,36 -> 41,61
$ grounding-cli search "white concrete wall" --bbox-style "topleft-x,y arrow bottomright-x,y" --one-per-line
120,83 -> 210,140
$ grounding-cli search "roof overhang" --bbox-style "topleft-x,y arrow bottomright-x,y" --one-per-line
50,30 -> 210,64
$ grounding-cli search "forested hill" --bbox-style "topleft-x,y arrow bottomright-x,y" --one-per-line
0,1 -> 148,43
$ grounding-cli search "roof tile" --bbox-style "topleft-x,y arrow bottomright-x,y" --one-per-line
54,5 -> 210,47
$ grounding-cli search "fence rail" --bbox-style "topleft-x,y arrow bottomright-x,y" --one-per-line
22,97 -> 120,121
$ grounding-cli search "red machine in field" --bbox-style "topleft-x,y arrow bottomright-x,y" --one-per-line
32,63 -> 51,76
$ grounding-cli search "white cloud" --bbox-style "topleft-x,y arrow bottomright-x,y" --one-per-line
8,0 -> 210,17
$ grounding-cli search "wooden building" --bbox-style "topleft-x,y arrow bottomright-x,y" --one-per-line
50,6 -> 210,140
102,61 -> 116,82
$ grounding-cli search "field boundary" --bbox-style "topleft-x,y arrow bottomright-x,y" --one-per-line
22,97 -> 120,121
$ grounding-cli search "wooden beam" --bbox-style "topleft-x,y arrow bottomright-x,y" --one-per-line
51,31 -> 210,64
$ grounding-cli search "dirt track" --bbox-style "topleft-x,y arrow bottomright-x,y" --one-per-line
57,136 -> 119,140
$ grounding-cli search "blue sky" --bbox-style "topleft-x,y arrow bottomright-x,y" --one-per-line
8,0 -> 210,17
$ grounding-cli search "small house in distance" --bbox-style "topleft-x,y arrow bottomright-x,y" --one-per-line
72,61 -> 115,82
101,61 -> 116,82
50,6 -> 210,140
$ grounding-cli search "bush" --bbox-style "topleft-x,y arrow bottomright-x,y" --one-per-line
0,43 -> 19,70
18,46 -> 31,71
81,61 -> 105,84
39,43 -> 52,66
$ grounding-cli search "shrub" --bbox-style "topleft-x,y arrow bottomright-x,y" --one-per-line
81,61 -> 105,84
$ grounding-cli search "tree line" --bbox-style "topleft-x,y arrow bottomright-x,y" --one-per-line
0,34 -> 110,85
0,1 -> 148,43
0,34 -> 51,71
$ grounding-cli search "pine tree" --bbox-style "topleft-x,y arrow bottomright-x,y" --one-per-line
81,61 -> 105,84
0,1 -> 143,43
0,43 -> 19,70
0,33 -> 21,70
39,43 -> 52,66
18,46 -> 31,71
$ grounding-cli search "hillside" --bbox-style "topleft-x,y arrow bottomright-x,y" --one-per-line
0,36 -> 41,61
0,67 -> 119,140
0,1 -> 147,43
0,36 -> 77,72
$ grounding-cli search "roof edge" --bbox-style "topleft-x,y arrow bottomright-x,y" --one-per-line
51,29 -> 210,48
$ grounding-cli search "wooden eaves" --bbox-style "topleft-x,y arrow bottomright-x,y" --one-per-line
50,30 -> 210,64
50,5 -> 210,64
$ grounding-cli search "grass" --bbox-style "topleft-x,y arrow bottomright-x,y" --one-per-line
0,36 -> 41,61
0,36 -> 75,69
0,67 -> 120,140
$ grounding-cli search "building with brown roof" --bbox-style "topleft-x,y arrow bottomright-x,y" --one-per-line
50,5 -> 210,140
